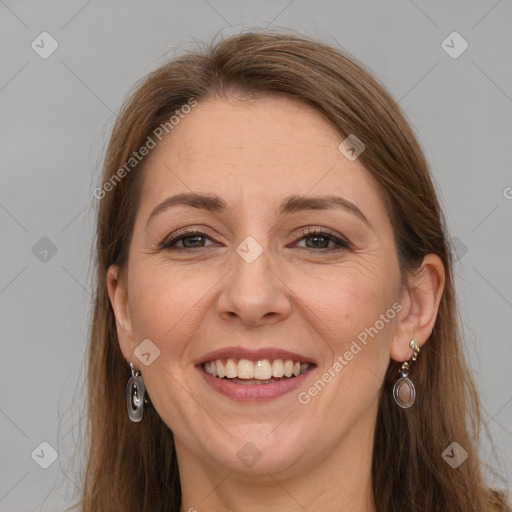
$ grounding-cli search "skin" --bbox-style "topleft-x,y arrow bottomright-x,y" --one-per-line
107,95 -> 445,512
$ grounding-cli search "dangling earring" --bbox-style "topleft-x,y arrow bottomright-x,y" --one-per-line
393,339 -> 420,409
126,362 -> 146,422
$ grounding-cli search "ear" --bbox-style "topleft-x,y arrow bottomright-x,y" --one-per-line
107,264 -> 136,363
390,254 -> 445,362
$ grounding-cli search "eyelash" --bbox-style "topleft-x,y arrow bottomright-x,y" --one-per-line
160,228 -> 350,252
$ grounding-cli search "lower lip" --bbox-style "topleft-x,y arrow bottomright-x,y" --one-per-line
198,366 -> 315,402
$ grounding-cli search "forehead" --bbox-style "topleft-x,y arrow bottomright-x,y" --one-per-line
138,95 -> 387,223
165,95 -> 337,168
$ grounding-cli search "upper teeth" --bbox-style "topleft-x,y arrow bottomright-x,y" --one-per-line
203,358 -> 311,380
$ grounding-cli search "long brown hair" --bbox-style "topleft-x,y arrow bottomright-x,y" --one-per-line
78,31 -> 510,511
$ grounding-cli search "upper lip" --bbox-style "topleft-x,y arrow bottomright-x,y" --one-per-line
195,346 -> 317,366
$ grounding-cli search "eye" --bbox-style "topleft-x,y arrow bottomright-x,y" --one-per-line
160,230 -> 216,250
159,227 -> 350,252
294,228 -> 350,251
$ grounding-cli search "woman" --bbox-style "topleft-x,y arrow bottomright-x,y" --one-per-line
81,31 -> 510,511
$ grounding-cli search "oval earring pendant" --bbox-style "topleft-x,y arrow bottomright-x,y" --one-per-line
393,376 -> 416,408
126,374 -> 146,422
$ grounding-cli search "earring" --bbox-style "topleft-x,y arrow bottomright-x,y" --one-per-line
126,362 -> 146,422
393,339 -> 420,409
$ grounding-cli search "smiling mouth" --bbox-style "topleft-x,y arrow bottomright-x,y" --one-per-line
202,358 -> 313,384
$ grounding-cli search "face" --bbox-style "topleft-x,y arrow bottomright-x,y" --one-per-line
109,95 -> 411,478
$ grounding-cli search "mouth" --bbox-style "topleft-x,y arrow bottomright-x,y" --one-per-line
195,347 -> 317,401
202,358 -> 313,384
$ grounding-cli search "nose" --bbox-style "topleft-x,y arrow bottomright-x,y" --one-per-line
217,247 -> 291,327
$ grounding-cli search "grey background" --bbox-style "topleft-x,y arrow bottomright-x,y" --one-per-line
1,0 -> 511,510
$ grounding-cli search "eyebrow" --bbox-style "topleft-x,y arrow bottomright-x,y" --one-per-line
146,192 -> 372,229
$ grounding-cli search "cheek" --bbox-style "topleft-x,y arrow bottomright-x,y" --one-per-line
127,263 -> 224,356
295,268 -> 398,410
286,258 -> 400,400
291,257 -> 399,335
